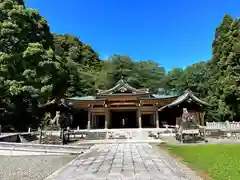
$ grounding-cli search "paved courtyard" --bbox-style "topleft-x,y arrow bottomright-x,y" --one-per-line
45,143 -> 201,180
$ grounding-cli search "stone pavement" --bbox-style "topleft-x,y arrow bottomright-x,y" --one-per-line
74,139 -> 164,145
45,143 -> 201,180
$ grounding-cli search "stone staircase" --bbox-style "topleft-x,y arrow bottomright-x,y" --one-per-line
41,135 -> 62,145
85,132 -> 107,140
107,131 -> 130,139
0,142 -> 90,155
129,131 -> 149,140
98,132 -> 107,139
20,134 -> 38,142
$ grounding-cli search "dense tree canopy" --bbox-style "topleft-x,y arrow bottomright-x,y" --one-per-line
209,14 -> 240,121
52,34 -> 101,97
0,0 -> 64,130
95,55 -> 166,93
0,0 -> 239,130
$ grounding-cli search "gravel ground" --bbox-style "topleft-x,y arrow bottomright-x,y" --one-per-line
0,155 -> 76,180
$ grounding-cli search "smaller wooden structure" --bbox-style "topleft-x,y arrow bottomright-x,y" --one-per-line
175,108 -> 207,142
159,89 -> 210,142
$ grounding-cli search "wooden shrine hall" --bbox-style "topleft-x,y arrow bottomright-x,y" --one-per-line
66,79 -> 209,129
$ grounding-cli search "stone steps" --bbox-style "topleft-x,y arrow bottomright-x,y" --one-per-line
85,132 -> 107,140
0,142 -> 91,154
20,134 -> 38,142
41,135 -> 62,145
0,146 -> 82,155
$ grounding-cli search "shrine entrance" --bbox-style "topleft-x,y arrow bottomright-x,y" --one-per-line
142,113 -> 155,128
110,110 -> 137,128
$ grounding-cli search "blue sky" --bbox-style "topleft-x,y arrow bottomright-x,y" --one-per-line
25,0 -> 240,71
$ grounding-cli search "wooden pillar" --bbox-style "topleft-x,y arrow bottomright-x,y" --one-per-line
95,115 -> 98,129
87,108 -> 91,129
153,113 -> 156,127
94,115 -> 97,129
91,114 -> 94,129
95,115 -> 97,129
155,110 -> 159,128
200,111 -> 206,126
104,105 -> 109,129
92,115 -> 96,129
137,106 -> 142,128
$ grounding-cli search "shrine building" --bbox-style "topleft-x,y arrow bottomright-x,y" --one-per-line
66,79 -> 209,129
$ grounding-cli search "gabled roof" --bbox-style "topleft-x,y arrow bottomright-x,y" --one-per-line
97,79 -> 149,95
158,89 -> 210,111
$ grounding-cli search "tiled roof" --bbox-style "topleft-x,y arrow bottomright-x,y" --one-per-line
67,94 -> 177,101
152,94 -> 178,99
67,96 -> 96,101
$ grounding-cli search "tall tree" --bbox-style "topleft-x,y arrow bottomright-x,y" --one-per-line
205,14 -> 240,121
52,34 -> 101,97
0,0 -> 62,130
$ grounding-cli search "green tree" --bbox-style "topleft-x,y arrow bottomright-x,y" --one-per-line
52,34 -> 101,97
129,61 -> 166,93
104,55 -> 133,87
0,0 -> 62,130
165,68 -> 185,94
209,14 -> 240,121
98,55 -> 166,93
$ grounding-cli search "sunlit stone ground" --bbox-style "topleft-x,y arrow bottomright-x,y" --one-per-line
45,143 -> 201,180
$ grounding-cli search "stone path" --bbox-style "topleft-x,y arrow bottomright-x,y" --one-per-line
46,143 -> 201,180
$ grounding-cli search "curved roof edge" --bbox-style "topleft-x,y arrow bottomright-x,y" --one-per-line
39,98 -> 69,108
158,89 -> 210,111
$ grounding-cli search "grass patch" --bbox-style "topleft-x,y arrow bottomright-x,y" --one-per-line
165,144 -> 240,180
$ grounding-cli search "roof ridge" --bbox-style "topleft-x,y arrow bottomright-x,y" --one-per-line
97,79 -> 149,95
